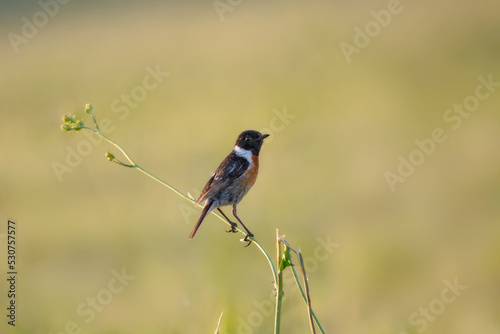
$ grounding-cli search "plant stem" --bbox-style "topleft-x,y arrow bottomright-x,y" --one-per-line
298,251 -> 315,334
281,238 -> 325,334
70,110 -> 284,331
274,229 -> 283,334
80,121 -> 280,292
90,127 -> 278,279
214,310 -> 224,334
84,127 -> 192,202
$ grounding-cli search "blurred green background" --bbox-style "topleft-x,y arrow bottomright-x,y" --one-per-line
1,0 -> 500,333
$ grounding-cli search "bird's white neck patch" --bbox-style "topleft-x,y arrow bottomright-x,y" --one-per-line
234,145 -> 253,165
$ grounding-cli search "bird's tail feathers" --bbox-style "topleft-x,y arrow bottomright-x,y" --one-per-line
189,201 -> 214,239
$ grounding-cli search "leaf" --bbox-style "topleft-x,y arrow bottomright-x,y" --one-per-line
279,246 -> 294,271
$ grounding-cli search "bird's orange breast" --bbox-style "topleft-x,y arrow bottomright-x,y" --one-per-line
245,155 -> 259,187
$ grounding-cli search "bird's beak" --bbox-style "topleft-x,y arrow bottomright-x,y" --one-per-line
261,134 -> 270,140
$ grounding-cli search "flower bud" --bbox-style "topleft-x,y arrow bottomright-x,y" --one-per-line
106,152 -> 115,161
62,115 -> 75,124
85,104 -> 93,114
61,124 -> 72,131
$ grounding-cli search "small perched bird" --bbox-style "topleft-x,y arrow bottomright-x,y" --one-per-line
189,130 -> 269,244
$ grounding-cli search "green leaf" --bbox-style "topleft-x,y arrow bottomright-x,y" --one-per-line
279,246 -> 294,271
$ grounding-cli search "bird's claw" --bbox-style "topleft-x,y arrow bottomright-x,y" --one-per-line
225,222 -> 238,234
242,233 -> 254,247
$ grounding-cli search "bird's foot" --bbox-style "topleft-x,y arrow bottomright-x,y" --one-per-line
225,222 -> 238,234
242,233 -> 254,247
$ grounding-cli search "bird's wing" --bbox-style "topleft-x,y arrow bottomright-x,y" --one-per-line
196,152 -> 249,204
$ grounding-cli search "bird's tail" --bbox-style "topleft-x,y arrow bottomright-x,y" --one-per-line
189,201 -> 214,239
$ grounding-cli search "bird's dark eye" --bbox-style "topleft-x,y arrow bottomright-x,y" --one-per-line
245,137 -> 251,141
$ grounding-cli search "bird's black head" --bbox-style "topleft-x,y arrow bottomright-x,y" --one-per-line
234,130 -> 270,156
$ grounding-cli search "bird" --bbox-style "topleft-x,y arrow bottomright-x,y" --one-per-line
189,130 -> 269,244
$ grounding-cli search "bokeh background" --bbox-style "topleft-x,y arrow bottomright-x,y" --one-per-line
1,0 -> 500,333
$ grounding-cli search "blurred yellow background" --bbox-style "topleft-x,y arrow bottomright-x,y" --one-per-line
1,1 -> 500,333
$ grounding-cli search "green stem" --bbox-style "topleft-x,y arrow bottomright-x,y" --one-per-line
84,126 -> 193,203
74,111 -> 281,330
289,265 -> 325,333
282,240 -> 325,334
252,238 -> 278,289
298,251 -> 316,334
81,122 -> 279,286
274,229 -> 283,334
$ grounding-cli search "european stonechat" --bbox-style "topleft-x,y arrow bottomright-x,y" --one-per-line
189,130 -> 269,243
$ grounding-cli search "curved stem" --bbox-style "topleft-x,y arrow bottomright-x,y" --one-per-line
81,124 -> 278,285
74,112 -> 282,331
251,237 -> 278,283
280,238 -> 325,334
